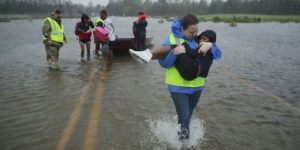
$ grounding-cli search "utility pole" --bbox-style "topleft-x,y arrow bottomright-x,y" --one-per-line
59,0 -> 62,9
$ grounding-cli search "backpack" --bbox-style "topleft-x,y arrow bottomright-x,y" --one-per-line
95,26 -> 108,43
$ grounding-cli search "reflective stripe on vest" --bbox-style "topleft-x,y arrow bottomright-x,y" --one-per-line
43,17 -> 64,42
165,34 -> 205,87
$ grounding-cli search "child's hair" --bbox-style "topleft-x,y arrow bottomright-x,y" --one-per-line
100,10 -> 107,15
196,30 -> 217,43
138,11 -> 144,15
81,13 -> 89,23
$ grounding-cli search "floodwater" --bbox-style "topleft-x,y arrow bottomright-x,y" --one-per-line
0,17 -> 299,150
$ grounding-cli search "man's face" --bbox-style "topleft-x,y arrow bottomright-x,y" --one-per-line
182,24 -> 198,39
100,13 -> 106,20
54,13 -> 61,20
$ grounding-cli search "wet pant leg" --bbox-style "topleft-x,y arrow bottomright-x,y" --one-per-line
45,45 -> 59,69
108,40 -> 115,56
136,37 -> 146,51
170,91 -> 202,139
188,90 -> 202,120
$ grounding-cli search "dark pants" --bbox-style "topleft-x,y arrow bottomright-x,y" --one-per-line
107,40 -> 115,58
170,90 -> 202,139
136,37 -> 145,51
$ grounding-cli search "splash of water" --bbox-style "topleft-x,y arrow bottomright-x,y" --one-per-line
148,116 -> 205,149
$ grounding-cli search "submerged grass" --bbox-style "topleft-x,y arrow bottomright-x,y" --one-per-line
0,14 -> 33,22
0,14 -> 32,19
0,18 -> 10,22
2,14 -> 300,24
158,14 -> 300,27
198,14 -> 300,23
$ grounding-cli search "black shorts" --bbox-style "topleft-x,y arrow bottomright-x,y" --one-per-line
108,40 -> 115,49
79,39 -> 91,45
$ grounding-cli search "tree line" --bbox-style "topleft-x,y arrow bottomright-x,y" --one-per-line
107,0 -> 300,16
0,0 -> 103,16
0,0 -> 299,16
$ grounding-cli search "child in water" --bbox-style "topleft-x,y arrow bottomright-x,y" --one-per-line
94,21 -> 109,55
75,13 -> 94,61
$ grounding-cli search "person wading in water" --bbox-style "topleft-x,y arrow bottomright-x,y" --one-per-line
42,9 -> 67,70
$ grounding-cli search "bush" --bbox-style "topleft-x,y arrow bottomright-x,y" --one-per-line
212,16 -> 221,23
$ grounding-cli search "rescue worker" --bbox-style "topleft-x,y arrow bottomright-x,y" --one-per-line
132,12 -> 148,51
42,9 -> 67,70
159,14 -> 217,147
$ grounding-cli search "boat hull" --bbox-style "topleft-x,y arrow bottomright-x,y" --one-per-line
111,37 -> 153,55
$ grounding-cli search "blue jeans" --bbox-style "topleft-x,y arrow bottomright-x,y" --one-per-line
170,91 -> 202,139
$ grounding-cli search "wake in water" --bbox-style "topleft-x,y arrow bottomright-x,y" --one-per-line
148,116 -> 205,149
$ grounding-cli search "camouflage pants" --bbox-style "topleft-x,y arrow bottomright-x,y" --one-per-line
45,45 -> 60,69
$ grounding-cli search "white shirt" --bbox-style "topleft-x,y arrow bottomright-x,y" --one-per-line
103,18 -> 116,41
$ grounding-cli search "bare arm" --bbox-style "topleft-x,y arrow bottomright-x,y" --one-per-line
151,46 -> 172,59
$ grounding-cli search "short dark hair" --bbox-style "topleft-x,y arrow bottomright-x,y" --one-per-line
181,13 -> 199,30
53,8 -> 61,14
138,11 -> 144,15
81,13 -> 89,22
100,10 -> 107,15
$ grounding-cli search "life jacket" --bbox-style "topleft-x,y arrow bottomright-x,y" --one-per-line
78,31 -> 92,41
78,24 -> 92,41
94,26 -> 108,42
165,34 -> 205,87
43,17 -> 64,43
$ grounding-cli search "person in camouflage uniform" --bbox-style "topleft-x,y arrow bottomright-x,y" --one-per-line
42,9 -> 67,70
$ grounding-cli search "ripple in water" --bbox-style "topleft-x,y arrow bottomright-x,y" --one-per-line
148,116 -> 205,149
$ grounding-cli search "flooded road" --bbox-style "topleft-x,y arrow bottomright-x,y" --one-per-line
0,17 -> 300,150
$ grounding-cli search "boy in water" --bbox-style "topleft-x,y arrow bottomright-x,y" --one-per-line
94,21 -> 109,55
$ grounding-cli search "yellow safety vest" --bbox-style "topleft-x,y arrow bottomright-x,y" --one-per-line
43,17 -> 64,43
165,34 -> 205,87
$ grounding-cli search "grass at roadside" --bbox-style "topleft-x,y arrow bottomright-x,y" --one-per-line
2,14 -> 300,24
198,14 -> 300,23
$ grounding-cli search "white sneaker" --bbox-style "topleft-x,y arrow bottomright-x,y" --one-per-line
129,49 -> 152,64
129,51 -> 145,64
